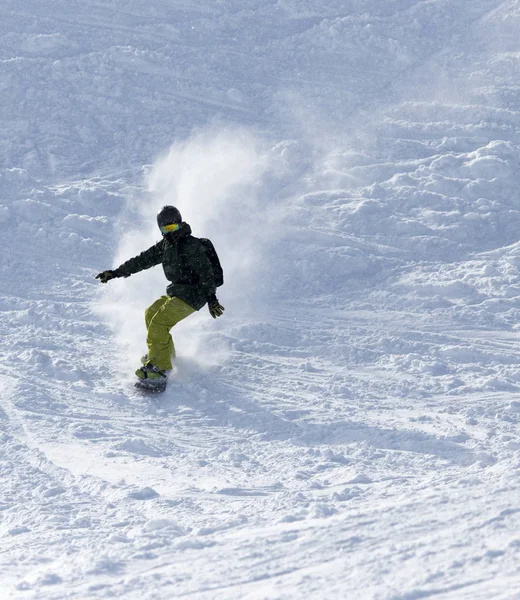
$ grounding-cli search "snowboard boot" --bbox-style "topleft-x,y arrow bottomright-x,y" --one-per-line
135,361 -> 168,381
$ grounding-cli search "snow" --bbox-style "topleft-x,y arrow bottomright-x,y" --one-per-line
1,0 -> 520,598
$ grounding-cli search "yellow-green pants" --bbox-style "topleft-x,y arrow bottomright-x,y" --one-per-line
144,296 -> 195,371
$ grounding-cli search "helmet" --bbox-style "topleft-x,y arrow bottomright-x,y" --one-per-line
157,205 -> 182,228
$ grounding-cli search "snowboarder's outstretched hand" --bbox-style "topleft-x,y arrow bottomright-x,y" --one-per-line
95,270 -> 118,284
208,295 -> 225,318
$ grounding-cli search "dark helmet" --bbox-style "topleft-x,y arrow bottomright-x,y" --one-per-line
157,205 -> 182,228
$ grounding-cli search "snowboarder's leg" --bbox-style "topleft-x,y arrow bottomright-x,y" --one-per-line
145,296 -> 170,329
145,297 -> 195,371
142,295 -> 174,364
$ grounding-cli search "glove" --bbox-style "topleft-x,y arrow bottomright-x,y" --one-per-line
95,269 -> 119,284
208,295 -> 225,318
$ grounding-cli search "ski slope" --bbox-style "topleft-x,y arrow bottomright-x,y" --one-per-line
1,1 -> 519,598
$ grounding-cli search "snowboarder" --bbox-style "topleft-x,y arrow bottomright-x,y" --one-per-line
95,205 -> 224,389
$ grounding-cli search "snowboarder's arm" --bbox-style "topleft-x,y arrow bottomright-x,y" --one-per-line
115,241 -> 164,278
193,242 -> 217,299
192,243 -> 224,317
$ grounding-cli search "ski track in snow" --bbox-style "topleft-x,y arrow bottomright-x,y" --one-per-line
1,1 -> 520,598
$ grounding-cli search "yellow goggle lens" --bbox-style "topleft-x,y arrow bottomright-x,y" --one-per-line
160,223 -> 180,234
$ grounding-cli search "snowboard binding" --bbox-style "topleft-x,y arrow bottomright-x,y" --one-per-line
135,361 -> 168,393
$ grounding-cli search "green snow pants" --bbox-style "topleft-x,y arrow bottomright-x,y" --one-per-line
145,296 -> 195,371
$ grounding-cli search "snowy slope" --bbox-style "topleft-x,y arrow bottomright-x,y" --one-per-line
1,1 -> 520,598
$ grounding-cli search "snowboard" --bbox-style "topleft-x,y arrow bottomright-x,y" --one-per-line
134,378 -> 168,393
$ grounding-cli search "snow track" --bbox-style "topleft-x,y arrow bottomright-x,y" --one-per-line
2,293 -> 519,597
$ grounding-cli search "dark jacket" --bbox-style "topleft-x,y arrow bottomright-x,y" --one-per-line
115,222 -> 216,310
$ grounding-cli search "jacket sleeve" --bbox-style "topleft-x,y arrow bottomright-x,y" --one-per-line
193,242 -> 217,298
116,240 -> 164,278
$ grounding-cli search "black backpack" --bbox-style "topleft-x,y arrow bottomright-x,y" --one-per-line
198,238 -> 224,287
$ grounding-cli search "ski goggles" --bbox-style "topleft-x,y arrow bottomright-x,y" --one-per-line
160,223 -> 180,235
